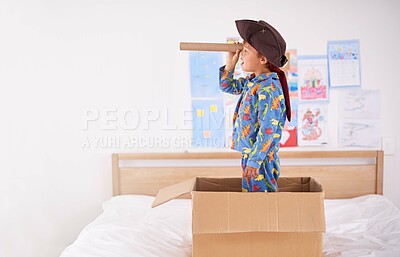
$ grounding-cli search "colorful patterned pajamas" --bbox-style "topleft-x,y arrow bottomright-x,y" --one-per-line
241,154 -> 279,192
219,66 -> 287,192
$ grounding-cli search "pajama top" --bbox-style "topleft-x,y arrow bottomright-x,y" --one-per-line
219,66 -> 287,170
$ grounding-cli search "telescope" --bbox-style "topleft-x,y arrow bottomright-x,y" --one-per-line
179,42 -> 243,52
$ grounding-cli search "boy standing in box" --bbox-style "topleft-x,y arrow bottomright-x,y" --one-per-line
219,19 -> 291,192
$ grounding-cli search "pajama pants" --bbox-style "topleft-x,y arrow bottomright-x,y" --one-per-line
241,154 -> 279,192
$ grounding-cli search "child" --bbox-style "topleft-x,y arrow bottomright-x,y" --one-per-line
219,19 -> 291,192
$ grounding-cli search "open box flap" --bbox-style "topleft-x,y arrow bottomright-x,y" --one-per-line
151,178 -> 196,208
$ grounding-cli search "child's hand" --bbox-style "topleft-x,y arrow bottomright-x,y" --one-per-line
225,49 -> 241,71
244,166 -> 259,178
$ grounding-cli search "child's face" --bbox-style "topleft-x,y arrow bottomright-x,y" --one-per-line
240,42 -> 267,74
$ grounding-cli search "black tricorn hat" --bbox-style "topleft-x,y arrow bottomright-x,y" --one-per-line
236,19 -> 288,68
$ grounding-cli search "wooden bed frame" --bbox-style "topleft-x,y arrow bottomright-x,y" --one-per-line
112,150 -> 384,199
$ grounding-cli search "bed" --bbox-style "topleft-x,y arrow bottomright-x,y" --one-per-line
60,150 -> 400,257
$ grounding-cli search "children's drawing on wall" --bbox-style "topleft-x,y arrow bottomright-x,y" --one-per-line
328,40 -> 361,88
280,49 -> 298,147
339,120 -> 380,147
189,52 -> 225,147
191,99 -> 226,148
280,98 -> 298,147
189,52 -> 223,98
339,89 -> 380,118
298,56 -> 329,102
283,49 -> 298,98
223,93 -> 239,147
338,89 -> 380,147
297,104 -> 328,146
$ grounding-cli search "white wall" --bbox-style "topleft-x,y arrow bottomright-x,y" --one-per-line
0,0 -> 399,257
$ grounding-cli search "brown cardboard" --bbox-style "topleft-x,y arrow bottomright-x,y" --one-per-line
151,178 -> 196,208
193,232 -> 322,257
152,177 -> 326,257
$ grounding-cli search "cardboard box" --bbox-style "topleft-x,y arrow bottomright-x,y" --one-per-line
152,177 -> 326,257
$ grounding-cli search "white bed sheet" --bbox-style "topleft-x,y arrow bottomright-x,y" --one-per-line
60,194 -> 400,257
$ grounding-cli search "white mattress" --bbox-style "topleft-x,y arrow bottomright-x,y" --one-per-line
60,194 -> 400,257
